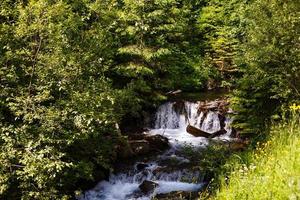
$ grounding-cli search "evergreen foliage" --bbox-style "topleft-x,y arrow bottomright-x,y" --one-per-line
112,0 -> 208,102
0,0 -> 206,198
231,0 -> 300,135
198,0 -> 246,88
0,0 -> 299,198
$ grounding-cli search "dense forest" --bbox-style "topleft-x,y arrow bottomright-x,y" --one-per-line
0,0 -> 299,199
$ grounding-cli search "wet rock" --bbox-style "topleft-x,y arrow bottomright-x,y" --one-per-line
157,154 -> 192,169
139,180 -> 159,194
136,162 -> 149,171
198,99 -> 229,114
128,133 -> 147,141
126,134 -> 169,157
129,140 -> 150,155
144,134 -> 169,151
152,166 -> 167,175
116,140 -> 134,159
230,127 -> 238,137
218,113 -> 226,129
173,100 -> 185,114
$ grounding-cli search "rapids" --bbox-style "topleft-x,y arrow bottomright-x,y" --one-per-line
79,101 -> 232,200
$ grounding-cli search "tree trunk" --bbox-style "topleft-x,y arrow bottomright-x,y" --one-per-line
186,125 -> 227,138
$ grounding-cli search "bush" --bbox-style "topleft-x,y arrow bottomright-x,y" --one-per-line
213,114 -> 300,199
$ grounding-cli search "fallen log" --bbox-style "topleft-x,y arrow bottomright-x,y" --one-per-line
198,99 -> 229,113
186,125 -> 227,138
211,129 -> 227,138
186,125 -> 211,137
166,89 -> 182,95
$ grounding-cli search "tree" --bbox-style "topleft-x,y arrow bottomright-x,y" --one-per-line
198,0 -> 247,88
231,0 -> 300,135
111,0 -> 207,98
0,1 -> 127,198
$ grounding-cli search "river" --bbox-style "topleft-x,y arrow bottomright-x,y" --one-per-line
79,98 -> 233,200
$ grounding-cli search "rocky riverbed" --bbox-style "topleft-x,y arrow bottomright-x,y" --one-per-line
78,98 -> 245,200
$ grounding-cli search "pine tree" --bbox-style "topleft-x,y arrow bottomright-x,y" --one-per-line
231,0 -> 300,135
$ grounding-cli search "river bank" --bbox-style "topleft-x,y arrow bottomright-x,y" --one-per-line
77,92 -> 249,200
211,115 -> 300,200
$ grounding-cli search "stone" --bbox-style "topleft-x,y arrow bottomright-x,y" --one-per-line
128,134 -> 146,140
152,166 -> 167,175
136,162 -> 149,171
126,134 -> 169,156
129,140 -> 150,155
116,140 -> 134,159
230,127 -> 238,137
144,134 -> 169,151
139,180 -> 159,194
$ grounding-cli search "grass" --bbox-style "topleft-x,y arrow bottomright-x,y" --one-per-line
209,115 -> 300,200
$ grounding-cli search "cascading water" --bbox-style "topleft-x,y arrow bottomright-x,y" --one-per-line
79,101 -> 232,200
200,111 -> 221,133
80,163 -> 203,200
151,102 -> 231,147
154,102 -> 180,129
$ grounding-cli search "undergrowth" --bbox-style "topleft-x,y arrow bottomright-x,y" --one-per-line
208,114 -> 300,200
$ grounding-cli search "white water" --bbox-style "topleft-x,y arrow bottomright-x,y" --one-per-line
151,102 -> 231,147
79,101 -> 232,200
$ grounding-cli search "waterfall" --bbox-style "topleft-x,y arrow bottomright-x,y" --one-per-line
200,111 -> 221,133
154,102 -> 180,129
79,100 -> 232,200
154,102 -> 226,133
79,162 -> 203,200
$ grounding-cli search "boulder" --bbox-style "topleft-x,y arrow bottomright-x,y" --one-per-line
116,140 -> 134,159
152,166 -> 167,175
218,113 -> 226,129
128,133 -> 147,140
230,127 -> 238,138
129,140 -> 150,155
127,134 -> 169,156
144,134 -> 169,151
139,180 -> 159,194
136,162 -> 149,171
